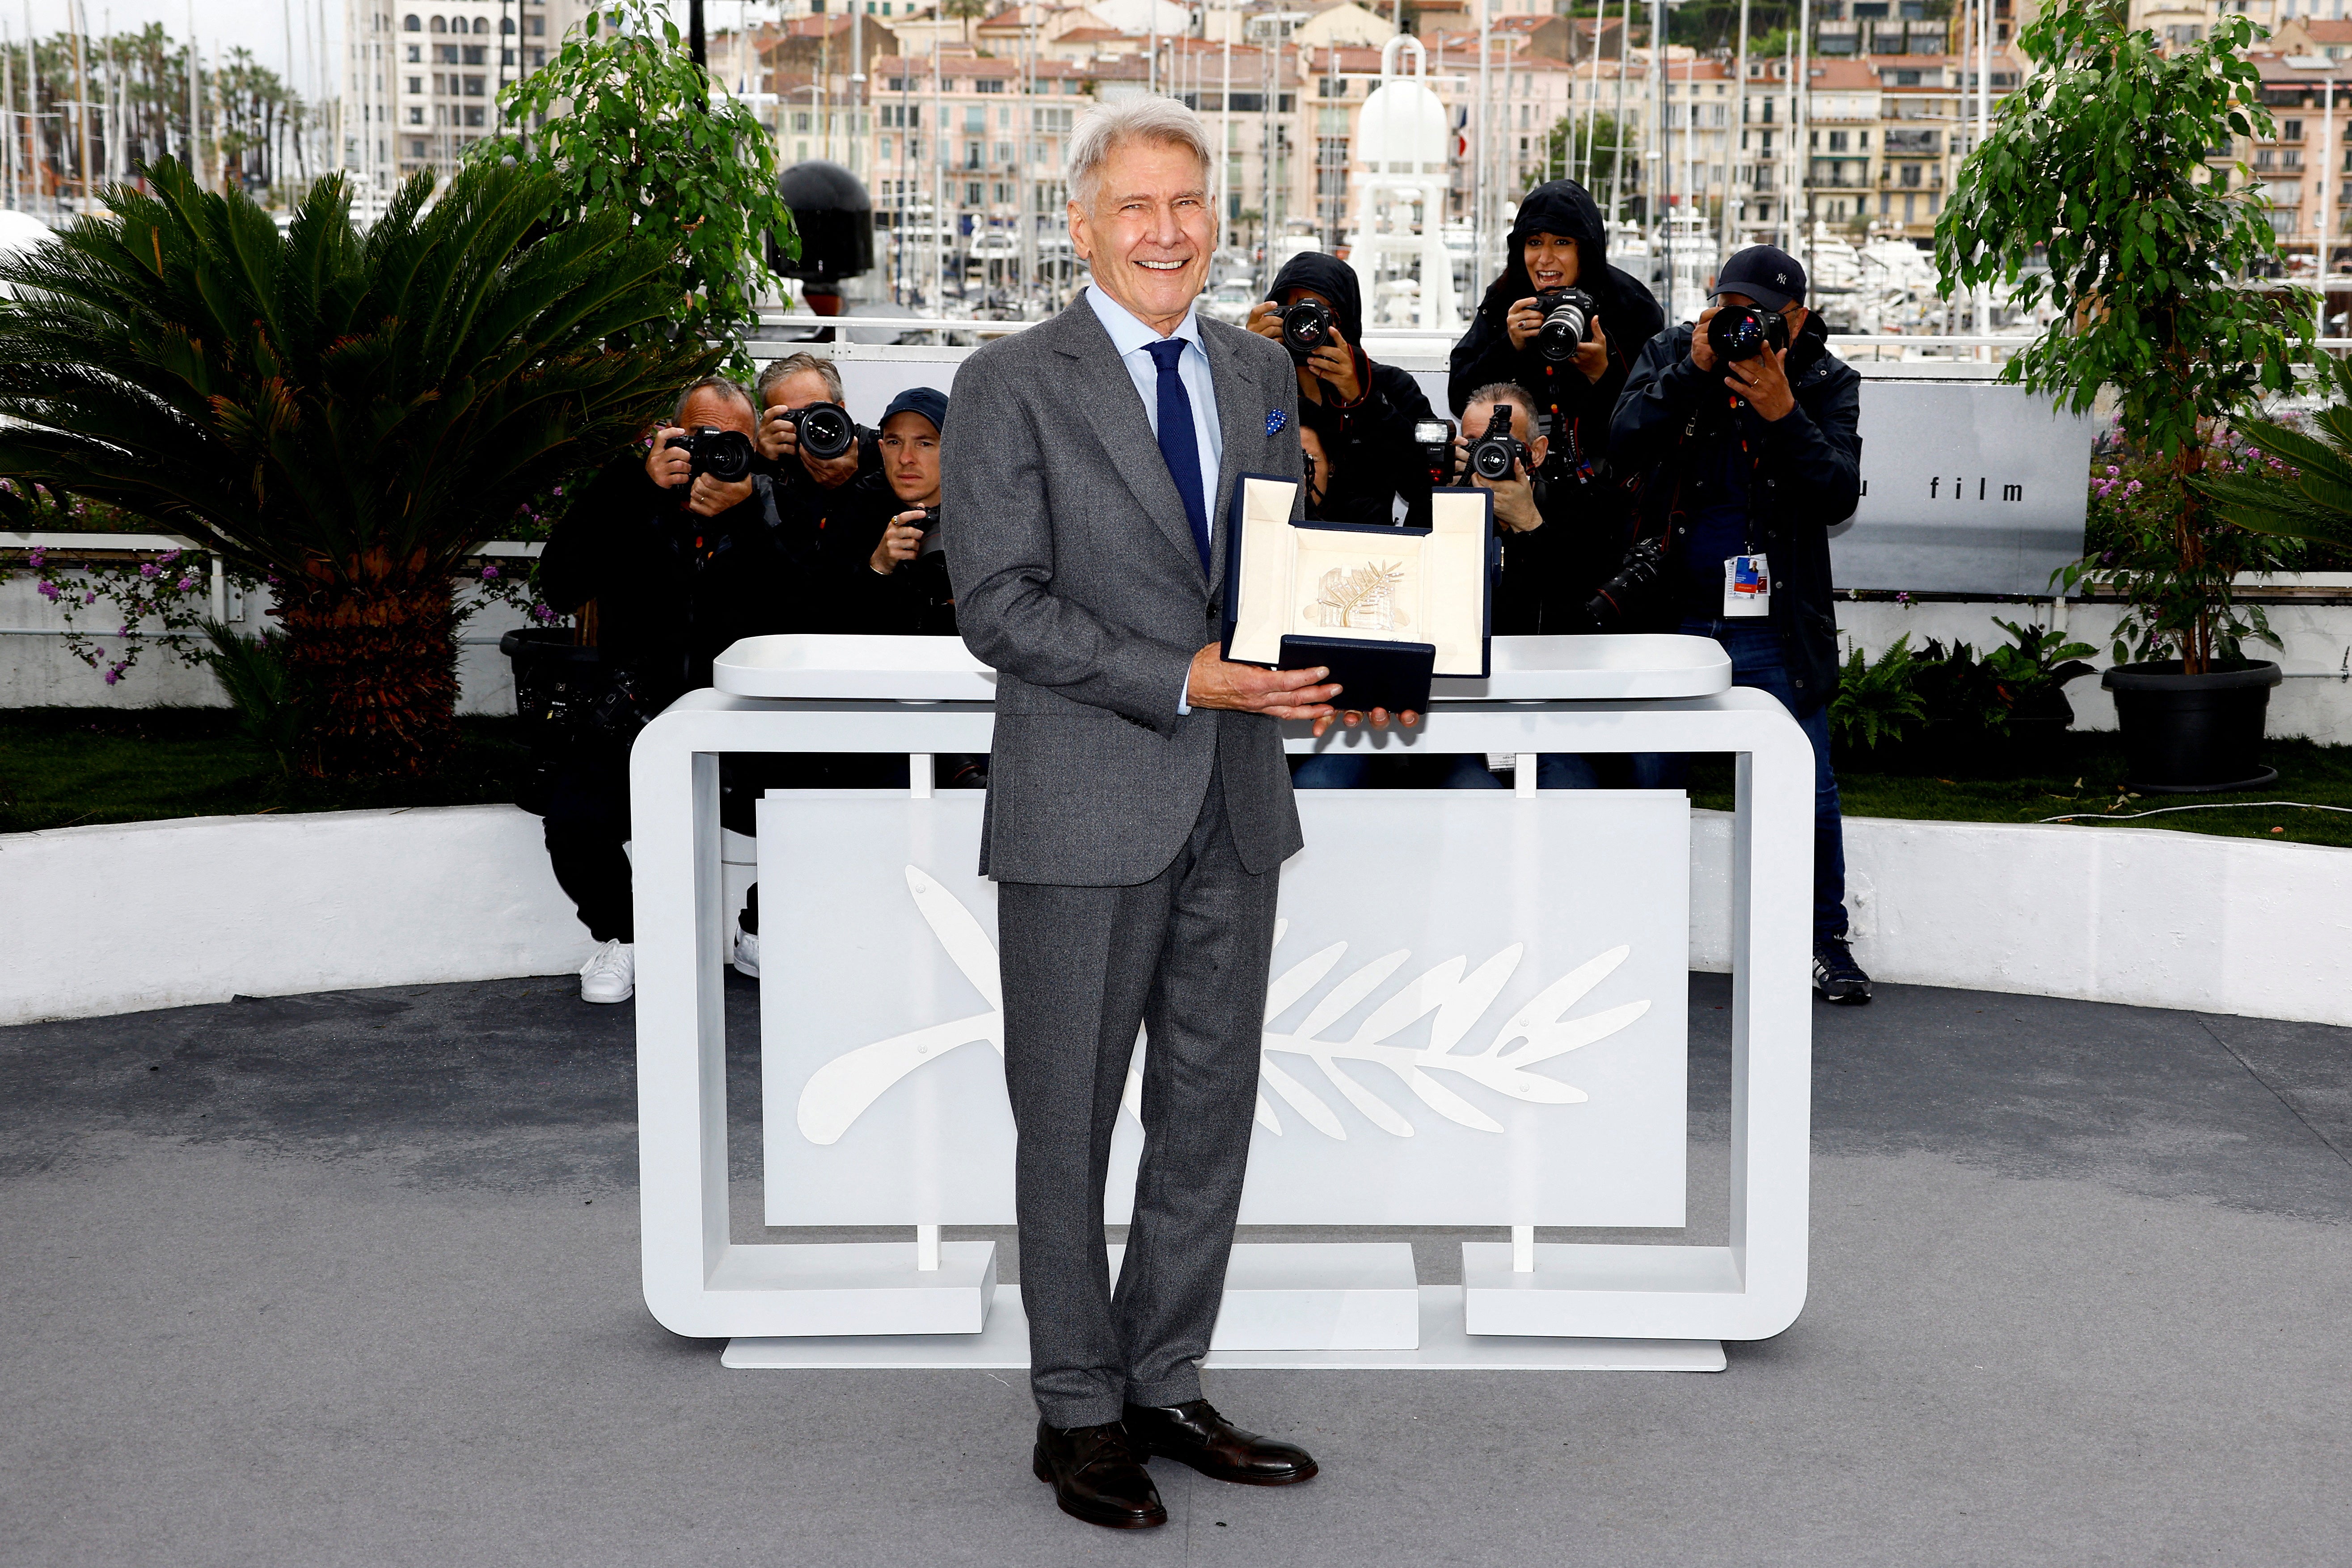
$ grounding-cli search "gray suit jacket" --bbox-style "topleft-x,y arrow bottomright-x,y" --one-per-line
942,295 -> 1306,887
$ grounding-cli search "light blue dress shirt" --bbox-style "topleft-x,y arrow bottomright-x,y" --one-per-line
1083,284 -> 1225,714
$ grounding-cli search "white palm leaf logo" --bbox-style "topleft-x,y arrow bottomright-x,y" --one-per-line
795,865 -> 1648,1146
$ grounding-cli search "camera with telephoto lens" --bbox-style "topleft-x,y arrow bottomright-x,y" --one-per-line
1413,418 -> 1457,484
1583,535 -> 1668,631
1533,287 -> 1598,363
1466,404 -> 1531,483
1706,303 -> 1790,364
665,425 -> 757,486
769,399 -> 858,462
1276,296 -> 1335,363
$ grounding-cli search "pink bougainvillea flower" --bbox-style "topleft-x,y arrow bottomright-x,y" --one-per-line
138,561 -> 159,578
481,563 -> 501,579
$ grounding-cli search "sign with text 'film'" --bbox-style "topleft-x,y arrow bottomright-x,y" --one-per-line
1833,380 -> 2097,596
759,789 -> 1689,1230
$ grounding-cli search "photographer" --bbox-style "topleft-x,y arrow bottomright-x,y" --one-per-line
1248,251 -> 1436,528
536,375 -> 809,1003
1448,179 -> 1663,519
755,351 -> 883,595
1609,245 -> 1871,1005
830,385 -> 960,638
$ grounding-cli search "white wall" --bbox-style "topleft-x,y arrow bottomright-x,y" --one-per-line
0,805 -> 592,1026
0,575 -> 534,716
6,801 -> 2347,1028
1688,810 -> 2352,1026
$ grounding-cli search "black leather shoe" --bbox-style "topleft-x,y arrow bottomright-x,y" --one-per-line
1123,1399 -> 1318,1486
1031,1420 -> 1167,1530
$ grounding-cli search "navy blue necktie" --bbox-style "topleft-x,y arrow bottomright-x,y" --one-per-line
1146,337 -> 1212,579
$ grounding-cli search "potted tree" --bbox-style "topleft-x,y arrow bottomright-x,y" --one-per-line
0,159 -> 714,780
1936,0 -> 2308,792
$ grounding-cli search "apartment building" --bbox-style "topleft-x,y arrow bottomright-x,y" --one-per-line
341,0 -> 587,188
2226,51 -> 2352,269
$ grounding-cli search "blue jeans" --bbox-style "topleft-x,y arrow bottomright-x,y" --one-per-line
1640,617 -> 1850,946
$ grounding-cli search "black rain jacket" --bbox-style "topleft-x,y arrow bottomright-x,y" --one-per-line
1267,250 -> 1436,528
1608,313 -> 1863,714
1447,179 -> 1664,491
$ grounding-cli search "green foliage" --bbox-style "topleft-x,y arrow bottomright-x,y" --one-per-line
2066,433 -> 2287,666
198,618 -> 302,774
1830,634 -> 1930,751
1935,0 -> 2313,672
0,155 -> 712,775
1538,113 -> 1627,194
1910,638 -> 2011,737
2198,351 -> 2352,553
1985,618 -> 2098,717
477,0 -> 798,372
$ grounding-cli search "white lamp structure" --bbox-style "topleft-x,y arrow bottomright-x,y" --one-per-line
1346,35 -> 1461,333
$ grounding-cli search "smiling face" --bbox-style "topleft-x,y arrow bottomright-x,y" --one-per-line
1522,231 -> 1582,293
1068,137 -> 1216,335
880,410 -> 942,507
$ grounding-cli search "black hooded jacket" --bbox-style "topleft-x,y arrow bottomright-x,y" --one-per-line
1609,312 -> 1863,714
1266,251 -> 1436,528
1447,180 -> 1664,487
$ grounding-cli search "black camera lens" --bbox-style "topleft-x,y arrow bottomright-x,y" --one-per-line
671,425 -> 756,485
1278,297 -> 1333,362
1466,405 -> 1524,482
1706,304 -> 1784,364
1534,288 -> 1596,363
789,401 -> 858,461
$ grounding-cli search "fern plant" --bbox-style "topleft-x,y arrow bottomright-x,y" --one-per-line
1829,634 -> 1930,752
2198,351 -> 2352,554
198,617 -> 302,775
0,157 -> 713,778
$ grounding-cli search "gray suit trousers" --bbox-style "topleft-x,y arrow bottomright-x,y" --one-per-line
997,772 -> 1280,1427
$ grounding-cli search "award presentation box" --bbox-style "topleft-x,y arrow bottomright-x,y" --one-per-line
1219,473 -> 1494,715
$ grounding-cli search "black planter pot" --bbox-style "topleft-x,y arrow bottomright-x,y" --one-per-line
2100,659 -> 2283,793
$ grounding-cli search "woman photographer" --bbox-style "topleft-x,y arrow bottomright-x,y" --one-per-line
1447,179 -> 1661,507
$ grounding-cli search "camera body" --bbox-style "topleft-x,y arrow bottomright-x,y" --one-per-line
769,400 -> 859,462
1465,404 -> 1530,483
666,425 -> 757,486
1532,287 -> 1598,363
1706,303 -> 1790,365
911,505 -> 946,560
1276,296 -> 1335,363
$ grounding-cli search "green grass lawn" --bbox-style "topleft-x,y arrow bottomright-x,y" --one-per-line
5,706 -> 2351,850
0,707 -> 533,835
1689,731 -> 2352,849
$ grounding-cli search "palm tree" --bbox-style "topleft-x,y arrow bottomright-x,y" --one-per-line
942,0 -> 989,47
2199,353 -> 2352,554
0,157 -> 714,779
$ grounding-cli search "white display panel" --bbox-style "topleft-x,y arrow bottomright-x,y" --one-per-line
760,788 -> 1689,1230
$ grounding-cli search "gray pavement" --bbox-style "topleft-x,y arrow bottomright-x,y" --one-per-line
2,971 -> 2347,1568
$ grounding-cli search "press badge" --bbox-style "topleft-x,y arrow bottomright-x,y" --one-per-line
1723,553 -> 1771,617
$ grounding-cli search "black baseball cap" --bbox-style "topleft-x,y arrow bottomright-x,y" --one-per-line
1712,245 -> 1807,313
881,385 -> 949,434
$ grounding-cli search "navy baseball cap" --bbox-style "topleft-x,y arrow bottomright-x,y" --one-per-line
881,385 -> 948,434
1712,245 -> 1807,312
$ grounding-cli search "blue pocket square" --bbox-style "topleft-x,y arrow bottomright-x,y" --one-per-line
1265,409 -> 1288,437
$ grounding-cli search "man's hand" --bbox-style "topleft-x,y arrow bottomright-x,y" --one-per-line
1690,307 -> 1720,374
1572,314 -> 1610,385
1723,342 -> 1797,422
1466,448 -> 1544,533
803,443 -> 863,490
870,510 -> 926,575
1298,323 -> 1363,405
646,428 -> 692,489
1186,644 -> 1421,738
1245,300 -> 1285,344
756,406 -> 797,464
685,472 -> 755,518
1504,295 -> 1543,353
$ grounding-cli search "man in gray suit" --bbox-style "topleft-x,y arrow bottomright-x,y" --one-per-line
943,98 -> 1411,1531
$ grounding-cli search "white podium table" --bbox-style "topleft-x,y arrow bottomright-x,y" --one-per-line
634,635 -> 1812,1373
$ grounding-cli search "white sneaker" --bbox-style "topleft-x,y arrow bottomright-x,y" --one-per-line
733,924 -> 761,979
579,938 -> 635,1004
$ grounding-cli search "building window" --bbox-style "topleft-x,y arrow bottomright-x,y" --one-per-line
500,17 -> 514,33
405,44 -> 421,61
430,14 -> 444,32
403,12 -> 419,29
463,75 -> 485,97
966,181 -> 983,205
407,76 -> 422,93
794,111 -> 811,131
435,43 -> 456,62
462,44 -> 485,64
411,138 -> 426,156
407,105 -> 423,123
976,78 -> 1003,92
463,105 -> 485,127
964,105 -> 984,131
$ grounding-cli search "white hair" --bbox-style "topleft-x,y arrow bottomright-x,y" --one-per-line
1064,96 -> 1215,212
